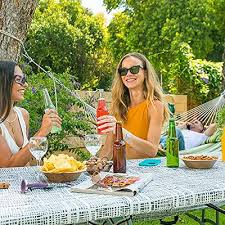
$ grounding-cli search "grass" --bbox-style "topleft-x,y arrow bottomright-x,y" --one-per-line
134,207 -> 225,225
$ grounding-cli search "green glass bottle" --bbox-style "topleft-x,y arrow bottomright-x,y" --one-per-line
166,118 -> 179,167
43,88 -> 62,134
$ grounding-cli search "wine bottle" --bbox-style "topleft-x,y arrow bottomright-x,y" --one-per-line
43,88 -> 61,134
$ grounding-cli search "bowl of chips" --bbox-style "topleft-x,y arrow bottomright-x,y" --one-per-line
41,154 -> 86,183
181,155 -> 218,169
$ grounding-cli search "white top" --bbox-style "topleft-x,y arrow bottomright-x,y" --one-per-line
181,129 -> 208,150
0,107 -> 29,154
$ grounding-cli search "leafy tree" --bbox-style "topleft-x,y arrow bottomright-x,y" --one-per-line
106,0 -> 224,63
25,0 -> 114,90
167,43 -> 223,107
105,0 -> 225,107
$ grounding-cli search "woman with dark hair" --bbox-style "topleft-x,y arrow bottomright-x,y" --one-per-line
0,61 -> 61,167
98,53 -> 169,159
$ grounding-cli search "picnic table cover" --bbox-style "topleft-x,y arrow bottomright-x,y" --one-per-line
0,158 -> 225,225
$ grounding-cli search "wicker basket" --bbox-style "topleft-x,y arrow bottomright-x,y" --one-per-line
181,158 -> 217,169
43,170 -> 85,183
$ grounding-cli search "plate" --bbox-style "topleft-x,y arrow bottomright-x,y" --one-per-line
181,155 -> 218,169
43,170 -> 85,183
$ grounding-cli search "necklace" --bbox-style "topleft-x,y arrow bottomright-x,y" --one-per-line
5,113 -> 18,134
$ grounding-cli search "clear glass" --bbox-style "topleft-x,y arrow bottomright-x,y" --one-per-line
29,137 -> 48,167
84,134 -> 102,156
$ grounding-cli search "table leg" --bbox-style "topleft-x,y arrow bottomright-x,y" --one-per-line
87,216 -> 133,225
159,216 -> 179,225
185,205 -> 221,225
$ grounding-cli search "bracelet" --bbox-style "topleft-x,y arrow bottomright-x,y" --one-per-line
124,132 -> 131,142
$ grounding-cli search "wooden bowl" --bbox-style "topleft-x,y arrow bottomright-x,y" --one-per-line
87,161 -> 113,175
181,155 -> 218,169
43,170 -> 85,183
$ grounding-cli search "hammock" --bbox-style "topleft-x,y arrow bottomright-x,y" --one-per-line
180,142 -> 221,155
174,91 -> 225,126
158,143 -> 221,157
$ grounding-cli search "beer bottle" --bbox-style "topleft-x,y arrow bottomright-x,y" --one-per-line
96,89 -> 109,134
166,118 -> 179,167
113,121 -> 126,173
43,88 -> 62,134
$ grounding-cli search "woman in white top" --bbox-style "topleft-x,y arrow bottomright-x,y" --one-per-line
0,61 -> 62,167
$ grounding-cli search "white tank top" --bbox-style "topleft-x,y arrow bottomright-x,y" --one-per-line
0,107 -> 29,154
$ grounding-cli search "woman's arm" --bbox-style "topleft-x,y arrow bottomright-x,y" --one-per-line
0,109 -> 62,168
0,135 -> 32,167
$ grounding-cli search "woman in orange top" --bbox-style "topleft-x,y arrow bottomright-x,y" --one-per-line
98,53 -> 169,159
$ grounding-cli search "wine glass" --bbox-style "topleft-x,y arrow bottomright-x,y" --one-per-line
29,137 -> 48,167
84,134 -> 102,156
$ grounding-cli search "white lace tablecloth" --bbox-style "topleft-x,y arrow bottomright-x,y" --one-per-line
1,158 -> 225,225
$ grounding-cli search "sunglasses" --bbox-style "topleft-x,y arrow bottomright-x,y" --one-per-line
118,65 -> 145,76
14,74 -> 27,85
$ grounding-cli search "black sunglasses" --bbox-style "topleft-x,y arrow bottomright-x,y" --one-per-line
14,74 -> 27,85
118,65 -> 145,76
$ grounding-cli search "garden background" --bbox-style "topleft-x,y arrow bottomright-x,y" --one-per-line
0,0 -> 225,157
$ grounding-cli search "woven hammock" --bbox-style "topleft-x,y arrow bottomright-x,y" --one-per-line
174,91 -> 225,126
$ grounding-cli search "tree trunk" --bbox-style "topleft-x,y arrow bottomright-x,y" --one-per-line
0,0 -> 38,62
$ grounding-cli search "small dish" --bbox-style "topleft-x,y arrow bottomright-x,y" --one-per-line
87,161 -> 113,175
181,155 -> 218,169
43,170 -> 85,183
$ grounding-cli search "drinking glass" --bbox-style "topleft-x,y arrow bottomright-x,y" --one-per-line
29,137 -> 48,167
84,134 -> 102,156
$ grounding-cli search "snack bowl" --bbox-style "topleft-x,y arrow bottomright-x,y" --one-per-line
181,155 -> 218,169
43,170 -> 86,183
86,157 -> 113,175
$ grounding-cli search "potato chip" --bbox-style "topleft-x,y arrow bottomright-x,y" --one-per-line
41,154 -> 86,173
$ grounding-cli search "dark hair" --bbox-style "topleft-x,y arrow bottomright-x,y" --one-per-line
0,61 -> 17,122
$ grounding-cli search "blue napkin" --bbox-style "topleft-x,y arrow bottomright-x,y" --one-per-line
139,158 -> 161,167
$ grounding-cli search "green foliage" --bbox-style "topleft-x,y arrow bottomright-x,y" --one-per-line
106,0 -> 224,63
19,70 -> 93,154
166,43 -> 223,107
105,0 -> 225,107
216,106 -> 225,129
25,0 -> 114,91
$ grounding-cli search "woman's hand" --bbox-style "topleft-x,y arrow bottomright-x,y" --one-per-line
97,115 -> 117,134
38,109 -> 62,136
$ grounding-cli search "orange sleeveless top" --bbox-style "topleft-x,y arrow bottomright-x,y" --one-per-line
123,100 -> 150,159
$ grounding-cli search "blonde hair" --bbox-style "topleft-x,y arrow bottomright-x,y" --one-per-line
111,52 -> 169,123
